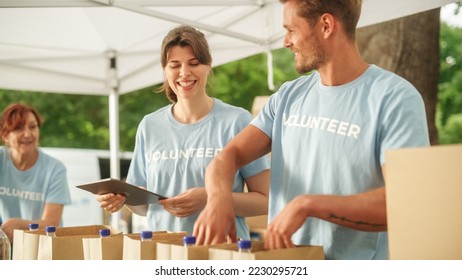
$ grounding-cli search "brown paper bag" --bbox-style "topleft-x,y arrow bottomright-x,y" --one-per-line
156,239 -> 241,260
233,245 -> 324,260
206,243 -> 242,260
246,215 -> 268,241
122,231 -> 187,260
12,229 -> 43,260
82,235 -> 124,260
209,241 -> 263,260
209,241 -> 324,260
37,225 -> 118,260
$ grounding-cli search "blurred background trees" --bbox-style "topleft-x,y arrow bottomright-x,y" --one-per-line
0,7 -> 461,151
438,18 -> 462,144
357,9 -> 441,144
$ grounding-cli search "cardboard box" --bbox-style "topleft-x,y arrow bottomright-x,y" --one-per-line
386,144 -> 462,260
251,96 -> 270,116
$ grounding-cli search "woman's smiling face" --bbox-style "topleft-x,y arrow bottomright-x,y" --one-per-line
164,45 -> 211,101
3,111 -> 40,155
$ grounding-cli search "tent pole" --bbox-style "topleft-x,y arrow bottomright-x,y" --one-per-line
106,50 -> 124,232
109,81 -> 124,232
109,88 -> 120,180
106,50 -> 121,180
266,49 -> 275,91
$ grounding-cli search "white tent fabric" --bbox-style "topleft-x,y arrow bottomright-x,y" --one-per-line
0,0 -> 456,95
0,0 -> 457,179
0,1 -> 286,95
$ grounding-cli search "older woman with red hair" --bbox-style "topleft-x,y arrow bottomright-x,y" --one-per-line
0,103 -> 71,241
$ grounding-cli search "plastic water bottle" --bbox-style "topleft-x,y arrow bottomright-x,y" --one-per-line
249,232 -> 260,241
29,223 -> 39,231
183,235 -> 196,247
140,231 -> 152,242
99,229 -> 110,238
237,239 -> 252,253
0,225 -> 11,260
46,226 -> 57,237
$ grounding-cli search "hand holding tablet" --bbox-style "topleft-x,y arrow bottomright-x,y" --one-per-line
76,178 -> 167,206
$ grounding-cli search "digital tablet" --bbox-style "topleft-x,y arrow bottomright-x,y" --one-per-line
76,178 -> 167,206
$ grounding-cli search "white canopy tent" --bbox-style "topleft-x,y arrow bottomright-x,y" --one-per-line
0,0 -> 457,180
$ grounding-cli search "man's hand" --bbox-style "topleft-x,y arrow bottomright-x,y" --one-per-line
265,195 -> 308,249
193,194 -> 237,245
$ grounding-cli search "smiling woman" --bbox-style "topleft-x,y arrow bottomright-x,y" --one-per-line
0,103 -> 71,241
94,25 -> 270,240
1,104 -> 41,170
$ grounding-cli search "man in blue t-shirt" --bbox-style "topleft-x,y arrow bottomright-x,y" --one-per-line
193,0 -> 430,259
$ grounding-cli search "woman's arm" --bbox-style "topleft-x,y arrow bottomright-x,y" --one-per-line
232,169 -> 270,217
1,203 -> 64,241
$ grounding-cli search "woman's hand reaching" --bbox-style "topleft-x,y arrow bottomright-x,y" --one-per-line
158,187 -> 207,218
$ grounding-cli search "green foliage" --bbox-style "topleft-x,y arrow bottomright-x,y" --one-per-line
437,22 -> 462,144
0,90 -> 106,149
2,20 -> 461,150
209,48 -> 299,111
118,87 -> 169,151
0,48 -> 299,151
438,113 -> 462,144
0,88 -> 169,151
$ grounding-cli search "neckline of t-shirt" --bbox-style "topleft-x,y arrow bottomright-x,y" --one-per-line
316,64 -> 375,95
167,97 -> 217,128
6,147 -> 42,174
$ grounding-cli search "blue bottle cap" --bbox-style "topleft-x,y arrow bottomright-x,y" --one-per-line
29,223 -> 39,230
183,235 -> 196,245
45,226 -> 56,233
140,231 -> 153,239
99,228 -> 110,237
238,239 -> 252,249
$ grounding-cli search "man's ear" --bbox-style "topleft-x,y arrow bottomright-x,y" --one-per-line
319,13 -> 335,38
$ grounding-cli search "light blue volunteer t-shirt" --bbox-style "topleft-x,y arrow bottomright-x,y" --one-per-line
251,65 -> 430,259
0,148 -> 71,223
127,98 -> 270,239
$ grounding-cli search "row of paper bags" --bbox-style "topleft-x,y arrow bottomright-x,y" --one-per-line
12,224 -> 324,260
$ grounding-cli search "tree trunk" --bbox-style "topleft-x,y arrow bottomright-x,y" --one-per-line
357,9 -> 440,145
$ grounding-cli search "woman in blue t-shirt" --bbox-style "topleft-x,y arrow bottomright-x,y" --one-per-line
0,103 -> 71,241
96,25 -> 270,239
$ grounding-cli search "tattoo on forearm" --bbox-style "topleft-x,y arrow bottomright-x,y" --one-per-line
328,214 -> 385,228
